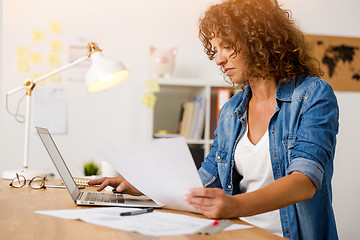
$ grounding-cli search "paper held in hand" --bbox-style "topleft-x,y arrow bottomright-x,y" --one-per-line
103,137 -> 203,212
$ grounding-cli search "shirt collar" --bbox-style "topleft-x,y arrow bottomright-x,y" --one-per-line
234,74 -> 305,118
276,74 -> 305,101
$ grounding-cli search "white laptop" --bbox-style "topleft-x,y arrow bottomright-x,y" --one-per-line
36,127 -> 161,208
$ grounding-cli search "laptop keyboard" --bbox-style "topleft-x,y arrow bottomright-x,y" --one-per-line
85,192 -> 125,203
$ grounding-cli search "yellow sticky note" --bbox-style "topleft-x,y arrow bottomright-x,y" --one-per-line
141,93 -> 157,108
146,80 -> 160,93
16,47 -> 29,59
16,60 -> 30,72
49,22 -> 62,34
50,41 -> 62,53
47,71 -> 61,82
32,30 -> 45,41
32,73 -> 45,86
48,54 -> 60,66
31,53 -> 43,64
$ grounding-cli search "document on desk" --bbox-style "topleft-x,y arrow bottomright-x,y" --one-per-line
102,137 -> 203,212
35,207 -> 253,236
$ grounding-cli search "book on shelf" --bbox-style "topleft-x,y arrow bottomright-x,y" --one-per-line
177,103 -> 185,134
179,101 -> 195,139
210,88 -> 232,139
189,96 -> 205,140
179,96 -> 205,140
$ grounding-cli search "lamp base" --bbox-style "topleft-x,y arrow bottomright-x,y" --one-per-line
2,168 -> 53,180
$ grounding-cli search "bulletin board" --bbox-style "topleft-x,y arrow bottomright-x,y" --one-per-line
306,34 -> 360,92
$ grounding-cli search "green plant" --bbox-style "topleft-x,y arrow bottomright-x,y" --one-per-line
83,160 -> 100,176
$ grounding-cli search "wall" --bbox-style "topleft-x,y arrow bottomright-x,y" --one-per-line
1,0 -> 221,178
1,0 -> 359,239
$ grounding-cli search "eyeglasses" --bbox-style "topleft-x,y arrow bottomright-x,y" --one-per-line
9,173 -> 47,189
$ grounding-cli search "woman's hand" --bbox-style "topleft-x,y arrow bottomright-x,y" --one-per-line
184,188 -> 240,219
88,176 -> 143,196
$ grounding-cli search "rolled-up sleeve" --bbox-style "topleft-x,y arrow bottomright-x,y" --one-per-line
287,80 -> 339,190
198,129 -> 222,188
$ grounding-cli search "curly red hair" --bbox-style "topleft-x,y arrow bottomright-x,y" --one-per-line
199,0 -> 323,84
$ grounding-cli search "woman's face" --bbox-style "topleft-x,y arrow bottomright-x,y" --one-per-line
212,37 -> 246,84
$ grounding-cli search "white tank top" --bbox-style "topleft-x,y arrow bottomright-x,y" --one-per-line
234,124 -> 283,236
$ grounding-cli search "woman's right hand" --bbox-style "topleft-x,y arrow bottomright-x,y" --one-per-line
88,176 -> 143,196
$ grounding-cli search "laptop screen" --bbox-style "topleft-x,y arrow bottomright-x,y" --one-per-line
36,127 -> 80,202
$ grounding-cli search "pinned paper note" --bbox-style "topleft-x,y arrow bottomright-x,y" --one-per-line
50,41 -> 62,53
66,44 -> 90,82
48,54 -> 60,66
141,93 -> 157,108
32,73 -> 45,86
49,22 -> 62,34
32,30 -> 45,41
31,53 -> 43,64
146,80 -> 160,93
31,87 -> 67,134
47,72 -> 61,82
16,60 -> 30,72
16,47 -> 29,59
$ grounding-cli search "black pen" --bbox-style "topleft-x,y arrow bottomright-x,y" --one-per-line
120,208 -> 154,216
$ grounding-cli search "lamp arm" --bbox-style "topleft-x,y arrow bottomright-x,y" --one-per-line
7,55 -> 89,96
6,55 -> 89,169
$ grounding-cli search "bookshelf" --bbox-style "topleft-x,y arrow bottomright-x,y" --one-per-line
150,78 -> 231,167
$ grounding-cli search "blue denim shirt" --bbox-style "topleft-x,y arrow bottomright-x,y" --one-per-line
198,75 -> 339,240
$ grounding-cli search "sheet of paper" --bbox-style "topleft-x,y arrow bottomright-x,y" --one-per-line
145,80 -> 160,93
49,22 -> 62,34
50,41 -> 62,53
64,36 -> 96,82
16,60 -> 29,71
32,73 -> 45,86
141,93 -> 157,108
16,47 -> 29,59
32,30 -> 45,41
31,52 -> 43,64
103,138 -> 203,212
48,54 -> 60,66
31,87 -> 67,134
35,207 -> 253,236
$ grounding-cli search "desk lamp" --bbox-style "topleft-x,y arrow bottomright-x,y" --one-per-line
2,42 -> 130,179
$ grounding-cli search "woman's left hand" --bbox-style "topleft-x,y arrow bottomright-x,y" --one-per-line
184,187 -> 240,219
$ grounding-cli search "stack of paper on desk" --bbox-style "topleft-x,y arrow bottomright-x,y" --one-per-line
35,208 -> 253,236
101,137 -> 203,212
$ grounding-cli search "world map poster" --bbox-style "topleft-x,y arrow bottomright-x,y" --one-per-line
306,34 -> 360,92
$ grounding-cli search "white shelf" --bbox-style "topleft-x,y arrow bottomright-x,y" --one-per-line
150,77 -> 230,164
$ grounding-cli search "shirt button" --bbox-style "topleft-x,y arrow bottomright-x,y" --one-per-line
271,130 -> 275,134
227,185 -> 232,189
285,229 -> 289,234
273,153 -> 277,157
217,156 -> 221,160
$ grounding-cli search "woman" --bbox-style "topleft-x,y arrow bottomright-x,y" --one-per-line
90,0 -> 339,239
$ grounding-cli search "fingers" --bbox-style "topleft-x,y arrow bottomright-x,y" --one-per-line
186,187 -> 223,199
185,188 -> 218,206
184,188 -> 228,218
97,178 -> 112,191
88,177 -> 122,192
88,177 -> 106,186
116,181 -> 126,192
117,181 -> 143,196
87,176 -> 142,196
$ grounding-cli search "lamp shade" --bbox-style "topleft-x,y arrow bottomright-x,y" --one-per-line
85,51 -> 130,93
